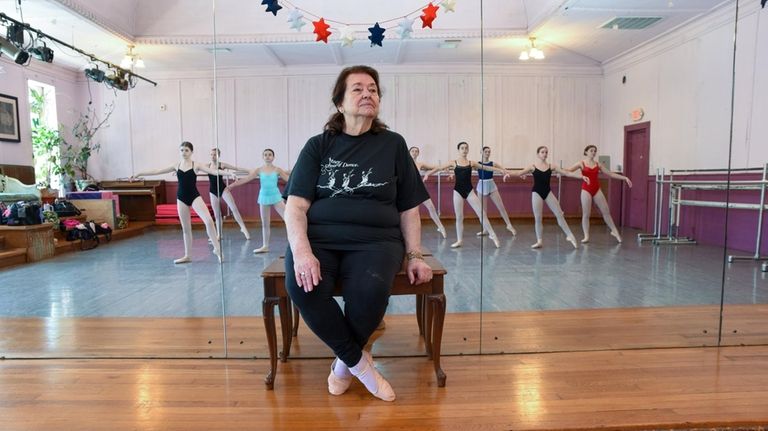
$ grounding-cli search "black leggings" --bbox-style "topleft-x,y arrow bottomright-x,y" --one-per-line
285,245 -> 404,367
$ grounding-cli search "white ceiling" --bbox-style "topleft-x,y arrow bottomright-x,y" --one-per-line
0,0 -> 729,74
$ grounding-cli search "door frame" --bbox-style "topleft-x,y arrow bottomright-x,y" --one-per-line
622,121 -> 651,229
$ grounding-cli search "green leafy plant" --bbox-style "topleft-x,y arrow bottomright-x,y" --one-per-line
61,102 -> 115,181
116,213 -> 128,229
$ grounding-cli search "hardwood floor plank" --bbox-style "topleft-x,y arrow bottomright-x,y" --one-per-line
2,347 -> 768,430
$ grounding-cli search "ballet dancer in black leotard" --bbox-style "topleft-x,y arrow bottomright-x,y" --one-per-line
132,141 -> 223,263
510,146 -> 588,249
424,141 -> 511,248
207,148 -> 250,240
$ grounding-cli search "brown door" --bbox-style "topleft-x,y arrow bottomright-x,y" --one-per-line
622,122 -> 650,230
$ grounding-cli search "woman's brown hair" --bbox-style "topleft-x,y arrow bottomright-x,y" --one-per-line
324,65 -> 388,135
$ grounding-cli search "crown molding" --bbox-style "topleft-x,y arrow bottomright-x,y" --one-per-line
602,0 -> 761,75
137,62 -> 602,81
136,29 -> 527,46
52,0 -> 135,43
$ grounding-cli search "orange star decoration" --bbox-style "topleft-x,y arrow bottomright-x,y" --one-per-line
420,2 -> 439,28
312,18 -> 332,43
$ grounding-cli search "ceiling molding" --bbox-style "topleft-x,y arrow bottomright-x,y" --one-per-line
52,0 -> 135,43
136,29 -> 528,46
136,62 -> 602,81
602,0 -> 759,75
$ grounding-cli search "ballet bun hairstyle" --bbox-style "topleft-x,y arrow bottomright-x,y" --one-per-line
536,146 -> 547,154
263,148 -> 275,156
457,141 -> 469,150
181,141 -> 194,152
583,145 -> 597,156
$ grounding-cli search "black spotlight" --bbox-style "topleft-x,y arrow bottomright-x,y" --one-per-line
6,24 -> 24,45
0,36 -> 29,64
30,43 -> 54,63
84,67 -> 105,83
105,69 -> 129,91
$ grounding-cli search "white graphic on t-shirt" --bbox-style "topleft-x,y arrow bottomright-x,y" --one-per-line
318,158 -> 388,197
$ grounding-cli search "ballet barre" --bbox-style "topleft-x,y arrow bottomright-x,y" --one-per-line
650,165 -> 768,271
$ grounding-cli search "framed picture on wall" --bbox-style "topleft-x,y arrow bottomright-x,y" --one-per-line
0,93 -> 21,143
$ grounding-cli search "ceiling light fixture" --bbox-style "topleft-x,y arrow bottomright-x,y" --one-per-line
519,36 -> 545,61
120,44 -> 145,70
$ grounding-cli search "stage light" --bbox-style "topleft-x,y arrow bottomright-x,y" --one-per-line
84,67 -> 105,83
6,24 -> 24,45
105,69 -> 130,91
0,36 -> 29,64
30,42 -> 54,63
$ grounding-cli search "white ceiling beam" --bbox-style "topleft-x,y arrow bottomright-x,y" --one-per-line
261,44 -> 285,67
394,40 -> 406,65
330,43 -> 344,66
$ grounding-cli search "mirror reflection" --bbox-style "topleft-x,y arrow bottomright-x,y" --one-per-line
0,0 -> 764,364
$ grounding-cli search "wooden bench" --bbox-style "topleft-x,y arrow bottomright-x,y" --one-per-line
261,255 -> 447,390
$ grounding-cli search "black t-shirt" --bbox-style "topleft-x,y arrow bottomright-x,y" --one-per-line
284,129 -> 429,250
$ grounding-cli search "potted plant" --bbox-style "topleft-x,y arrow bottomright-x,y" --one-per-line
60,102 -> 114,190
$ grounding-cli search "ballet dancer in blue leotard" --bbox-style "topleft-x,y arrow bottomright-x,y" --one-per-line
423,142 -> 511,249
132,141 -> 223,263
228,148 -> 290,254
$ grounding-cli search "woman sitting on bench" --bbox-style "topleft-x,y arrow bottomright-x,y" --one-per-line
283,65 -> 433,402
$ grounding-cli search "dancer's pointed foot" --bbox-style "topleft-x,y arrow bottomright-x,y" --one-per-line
567,236 -> 579,249
581,237 -> 590,243
327,358 -> 353,396
476,231 -> 488,236
253,246 -> 269,254
450,240 -> 463,248
437,227 -> 447,239
610,230 -> 623,243
241,228 -> 251,240
506,225 -> 517,235
489,234 -> 501,248
350,351 -> 396,402
531,241 -> 543,249
213,248 -> 223,263
173,256 -> 191,264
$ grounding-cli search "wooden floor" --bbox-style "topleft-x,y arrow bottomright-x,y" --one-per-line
2,346 -> 768,430
2,305 -> 767,358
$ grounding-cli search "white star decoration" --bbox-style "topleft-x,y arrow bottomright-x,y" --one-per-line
397,17 -> 415,39
287,9 -> 306,31
441,0 -> 457,13
340,26 -> 356,47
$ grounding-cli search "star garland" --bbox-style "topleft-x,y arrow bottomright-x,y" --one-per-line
257,0 -> 457,47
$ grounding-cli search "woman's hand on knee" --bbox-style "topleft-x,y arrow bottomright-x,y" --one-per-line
293,250 -> 322,292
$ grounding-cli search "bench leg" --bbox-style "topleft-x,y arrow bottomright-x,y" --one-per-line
428,293 -> 447,387
262,297 -> 279,390
292,303 -> 300,337
416,294 -> 425,336
278,297 -> 293,362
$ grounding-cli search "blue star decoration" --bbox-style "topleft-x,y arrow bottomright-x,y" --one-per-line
261,0 -> 282,16
368,22 -> 385,47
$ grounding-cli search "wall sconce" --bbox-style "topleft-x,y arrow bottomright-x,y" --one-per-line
120,44 -> 145,69
519,37 -> 545,61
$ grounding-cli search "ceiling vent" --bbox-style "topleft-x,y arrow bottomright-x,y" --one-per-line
600,17 -> 662,30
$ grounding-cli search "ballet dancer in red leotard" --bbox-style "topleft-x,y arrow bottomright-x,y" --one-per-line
565,145 -> 632,243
